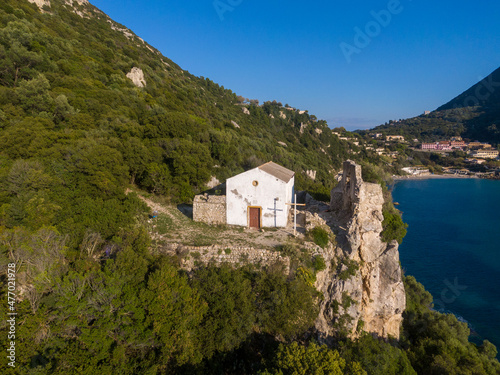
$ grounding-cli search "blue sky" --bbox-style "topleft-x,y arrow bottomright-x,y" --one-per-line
90,0 -> 500,130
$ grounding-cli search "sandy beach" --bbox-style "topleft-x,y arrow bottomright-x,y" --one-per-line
392,173 -> 480,181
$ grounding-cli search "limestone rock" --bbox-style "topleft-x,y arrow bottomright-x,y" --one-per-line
231,120 -> 240,129
126,67 -> 146,87
315,160 -> 405,341
306,170 -> 317,180
242,107 -> 250,115
206,176 -> 220,189
278,141 -> 287,147
29,0 -> 89,10
27,0 -> 51,9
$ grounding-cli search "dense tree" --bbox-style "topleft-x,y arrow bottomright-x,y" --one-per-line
262,342 -> 366,375
192,265 -> 256,358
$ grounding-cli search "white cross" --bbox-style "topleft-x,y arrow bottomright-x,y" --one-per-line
286,193 -> 306,236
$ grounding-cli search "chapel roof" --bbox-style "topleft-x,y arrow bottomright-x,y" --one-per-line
258,161 -> 295,183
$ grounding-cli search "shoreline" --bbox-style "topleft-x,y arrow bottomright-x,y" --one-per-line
392,174 -> 480,181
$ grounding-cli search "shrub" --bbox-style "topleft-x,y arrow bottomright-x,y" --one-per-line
309,226 -> 329,248
338,258 -> 359,281
312,255 -> 327,272
381,210 -> 408,244
296,266 -> 316,286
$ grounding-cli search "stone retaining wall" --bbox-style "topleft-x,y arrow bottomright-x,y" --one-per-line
166,244 -> 290,274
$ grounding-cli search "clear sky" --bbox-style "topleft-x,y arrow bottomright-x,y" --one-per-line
90,0 -> 500,130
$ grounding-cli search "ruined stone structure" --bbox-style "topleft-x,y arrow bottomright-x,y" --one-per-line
193,194 -> 226,225
314,160 -> 405,340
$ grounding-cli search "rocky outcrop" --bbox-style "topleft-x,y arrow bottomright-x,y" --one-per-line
126,67 -> 146,87
206,176 -> 221,189
314,160 -> 405,340
306,170 -> 317,180
27,0 -> 51,9
28,0 -> 89,11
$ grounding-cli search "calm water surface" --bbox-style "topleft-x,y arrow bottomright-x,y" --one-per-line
392,178 -> 500,348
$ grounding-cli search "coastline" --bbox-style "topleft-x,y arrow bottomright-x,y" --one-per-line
392,174 -> 480,181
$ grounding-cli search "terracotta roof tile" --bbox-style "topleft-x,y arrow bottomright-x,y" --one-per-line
258,161 -> 295,183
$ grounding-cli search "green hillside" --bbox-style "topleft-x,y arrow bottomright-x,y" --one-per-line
1,1 -> 499,374
0,0 -> 403,243
370,67 -> 500,144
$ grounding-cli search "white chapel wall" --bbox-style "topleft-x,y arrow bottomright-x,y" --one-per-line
226,168 -> 293,228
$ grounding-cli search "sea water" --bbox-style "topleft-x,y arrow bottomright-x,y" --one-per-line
392,178 -> 500,349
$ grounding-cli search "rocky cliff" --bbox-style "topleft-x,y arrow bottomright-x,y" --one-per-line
313,160 -> 405,341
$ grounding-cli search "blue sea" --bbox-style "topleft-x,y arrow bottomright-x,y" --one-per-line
392,178 -> 500,350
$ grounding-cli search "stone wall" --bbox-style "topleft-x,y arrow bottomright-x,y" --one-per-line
193,195 -> 226,225
164,244 -> 290,274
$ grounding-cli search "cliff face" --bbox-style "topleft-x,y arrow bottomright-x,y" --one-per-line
314,161 -> 405,340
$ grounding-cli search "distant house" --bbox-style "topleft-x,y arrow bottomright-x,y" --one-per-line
436,141 -> 452,151
386,135 -> 405,142
450,141 -> 466,149
421,143 -> 438,150
470,149 -> 499,159
194,162 -> 295,229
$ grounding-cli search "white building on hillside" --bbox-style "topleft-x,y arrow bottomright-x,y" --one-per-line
226,162 -> 295,228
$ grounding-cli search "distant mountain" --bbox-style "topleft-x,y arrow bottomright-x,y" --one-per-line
370,67 -> 500,144
438,67 -> 500,112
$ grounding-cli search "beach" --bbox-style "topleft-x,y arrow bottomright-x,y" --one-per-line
392,174 -> 480,181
